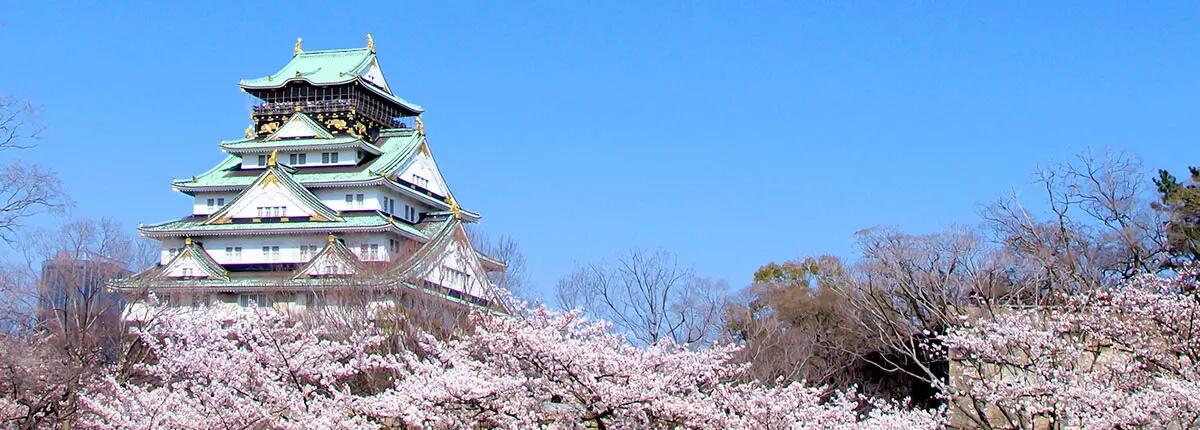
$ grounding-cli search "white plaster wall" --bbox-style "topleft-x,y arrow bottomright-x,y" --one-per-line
423,238 -> 490,299
314,188 -> 380,212
163,255 -> 208,277
238,150 -> 358,169
159,233 -> 402,265
313,187 -> 427,218
192,192 -> 237,215
225,181 -> 324,219
399,153 -> 449,196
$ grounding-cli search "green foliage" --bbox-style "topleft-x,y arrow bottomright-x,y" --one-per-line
1155,167 -> 1200,263
728,257 -> 881,390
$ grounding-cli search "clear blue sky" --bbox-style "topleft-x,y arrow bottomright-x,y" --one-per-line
0,2 -> 1197,301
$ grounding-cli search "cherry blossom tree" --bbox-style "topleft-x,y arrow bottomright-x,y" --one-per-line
76,303 -> 945,429
79,309 -> 394,430
942,272 -> 1200,429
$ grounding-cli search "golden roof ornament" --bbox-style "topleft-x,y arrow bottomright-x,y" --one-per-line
184,237 -> 193,246
415,117 -> 425,135
327,233 -> 336,244
366,33 -> 375,53
267,150 -> 278,167
245,124 -> 254,139
447,195 -> 462,219
294,38 -> 303,55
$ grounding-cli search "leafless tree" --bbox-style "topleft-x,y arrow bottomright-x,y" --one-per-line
468,228 -> 532,301
556,248 -> 726,345
983,149 -> 1168,289
0,218 -> 156,428
815,150 -> 1170,421
0,97 -> 66,243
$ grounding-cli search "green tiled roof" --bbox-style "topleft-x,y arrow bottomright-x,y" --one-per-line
141,212 -> 426,240
205,163 -> 341,224
220,136 -> 382,155
137,239 -> 228,281
117,217 -> 508,312
175,129 -> 477,219
179,129 -> 422,189
239,48 -> 423,114
292,235 -> 362,279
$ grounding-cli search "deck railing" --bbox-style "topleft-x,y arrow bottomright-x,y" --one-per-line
252,99 -> 416,130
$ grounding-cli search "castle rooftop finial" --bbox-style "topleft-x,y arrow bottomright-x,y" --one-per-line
366,33 -> 375,52
267,150 -> 278,167
294,38 -> 303,55
448,195 -> 462,220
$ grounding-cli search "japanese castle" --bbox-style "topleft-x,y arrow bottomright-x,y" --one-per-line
113,36 -> 506,313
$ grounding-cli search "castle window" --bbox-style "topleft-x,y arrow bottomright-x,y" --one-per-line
206,198 -> 215,210
239,293 -> 271,308
322,152 -> 339,164
263,246 -> 280,261
257,155 -> 267,166
289,154 -> 297,165
217,198 -> 225,206
298,154 -> 306,164
412,174 -> 429,188
369,244 -> 379,260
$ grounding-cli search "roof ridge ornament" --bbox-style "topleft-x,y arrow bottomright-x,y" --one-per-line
328,233 -> 336,244
416,117 -> 425,135
447,195 -> 462,220
267,150 -> 278,167
294,38 -> 303,56
366,33 -> 375,53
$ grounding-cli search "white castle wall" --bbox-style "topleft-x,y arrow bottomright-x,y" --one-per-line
160,233 -> 406,265
238,149 -> 359,170
192,192 -> 238,215
312,188 -> 427,221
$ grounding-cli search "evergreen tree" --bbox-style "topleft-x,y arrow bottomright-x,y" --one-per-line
1155,167 -> 1200,264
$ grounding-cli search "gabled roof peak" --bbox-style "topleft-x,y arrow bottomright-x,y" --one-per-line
204,163 -> 340,225
267,112 -> 333,141
240,39 -> 423,114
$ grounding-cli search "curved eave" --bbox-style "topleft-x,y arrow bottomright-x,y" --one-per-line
109,278 -> 498,311
240,77 -> 423,115
172,177 -> 471,218
219,140 -> 384,156
476,250 -> 507,271
140,222 -> 426,242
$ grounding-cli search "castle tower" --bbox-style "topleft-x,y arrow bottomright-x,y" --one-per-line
113,37 -> 507,313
